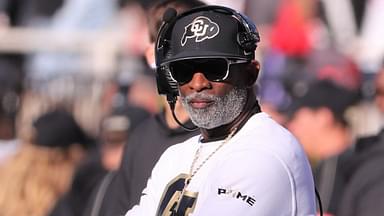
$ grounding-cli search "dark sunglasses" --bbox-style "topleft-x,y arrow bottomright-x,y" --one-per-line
167,58 -> 249,85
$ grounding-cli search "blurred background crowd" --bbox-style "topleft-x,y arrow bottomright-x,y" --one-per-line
0,0 -> 383,215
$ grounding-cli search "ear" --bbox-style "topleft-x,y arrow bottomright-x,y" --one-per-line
245,60 -> 260,87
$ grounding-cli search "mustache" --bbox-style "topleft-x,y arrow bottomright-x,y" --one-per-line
181,92 -> 217,103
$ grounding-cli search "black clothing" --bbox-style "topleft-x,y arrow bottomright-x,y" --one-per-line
336,129 -> 384,216
314,151 -> 351,214
314,132 -> 384,216
50,149 -> 107,216
49,105 -> 149,216
86,111 -> 198,216
33,109 -> 93,149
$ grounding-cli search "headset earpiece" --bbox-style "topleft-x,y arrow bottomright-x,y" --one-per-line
155,66 -> 179,100
155,8 -> 180,103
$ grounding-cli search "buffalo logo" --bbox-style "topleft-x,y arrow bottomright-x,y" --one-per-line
181,16 -> 220,46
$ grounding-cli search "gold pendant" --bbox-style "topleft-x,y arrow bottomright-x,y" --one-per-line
174,175 -> 191,213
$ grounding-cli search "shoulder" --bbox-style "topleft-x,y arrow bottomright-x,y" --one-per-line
160,135 -> 201,158
145,135 -> 201,182
239,112 -> 308,167
338,156 -> 384,215
242,112 -> 296,141
337,132 -> 384,215
211,112 -> 313,183
214,112 -> 315,194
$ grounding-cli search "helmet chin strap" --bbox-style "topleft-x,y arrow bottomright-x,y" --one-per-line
168,96 -> 198,132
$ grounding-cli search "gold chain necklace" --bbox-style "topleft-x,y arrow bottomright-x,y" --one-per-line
172,128 -> 238,214
188,127 -> 237,184
179,127 -> 237,198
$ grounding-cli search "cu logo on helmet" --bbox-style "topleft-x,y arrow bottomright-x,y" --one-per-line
181,16 -> 220,46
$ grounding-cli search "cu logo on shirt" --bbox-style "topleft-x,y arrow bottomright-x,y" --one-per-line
157,174 -> 198,216
181,16 -> 220,46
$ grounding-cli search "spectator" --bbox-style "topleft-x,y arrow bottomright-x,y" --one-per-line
48,104 -> 149,216
335,62 -> 384,216
0,108 -> 90,216
285,79 -> 360,214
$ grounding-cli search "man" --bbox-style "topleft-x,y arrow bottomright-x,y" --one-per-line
286,79 -> 359,215
335,62 -> 384,216
126,5 -> 316,215
286,80 -> 359,164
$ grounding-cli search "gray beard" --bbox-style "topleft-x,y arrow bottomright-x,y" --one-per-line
180,87 -> 248,129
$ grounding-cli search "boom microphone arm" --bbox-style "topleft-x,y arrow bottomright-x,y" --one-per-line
167,96 -> 198,132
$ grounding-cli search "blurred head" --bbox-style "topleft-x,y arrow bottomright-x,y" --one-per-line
100,105 -> 149,170
32,108 -> 92,149
0,108 -> 89,216
286,80 -> 359,160
155,5 -> 261,129
259,48 -> 361,124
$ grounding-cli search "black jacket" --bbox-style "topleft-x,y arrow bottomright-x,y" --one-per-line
314,151 -> 351,215
85,111 -> 199,216
336,129 -> 384,216
49,148 -> 108,216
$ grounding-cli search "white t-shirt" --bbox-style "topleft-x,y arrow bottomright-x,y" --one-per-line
126,113 -> 316,216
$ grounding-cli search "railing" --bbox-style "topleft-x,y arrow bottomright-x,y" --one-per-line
0,27 -> 124,79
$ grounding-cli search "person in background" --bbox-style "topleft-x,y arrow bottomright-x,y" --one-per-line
126,4 -> 315,215
99,106 -> 149,170
335,61 -> 384,216
84,1 -> 205,216
285,79 -> 360,215
48,104 -> 149,216
286,80 -> 359,164
0,108 -> 90,216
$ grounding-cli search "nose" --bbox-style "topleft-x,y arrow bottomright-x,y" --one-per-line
186,71 -> 211,92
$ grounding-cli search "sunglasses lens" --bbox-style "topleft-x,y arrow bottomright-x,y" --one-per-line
169,58 -> 228,84
200,59 -> 228,81
169,60 -> 194,84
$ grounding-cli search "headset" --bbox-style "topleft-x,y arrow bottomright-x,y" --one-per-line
154,5 -> 260,131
